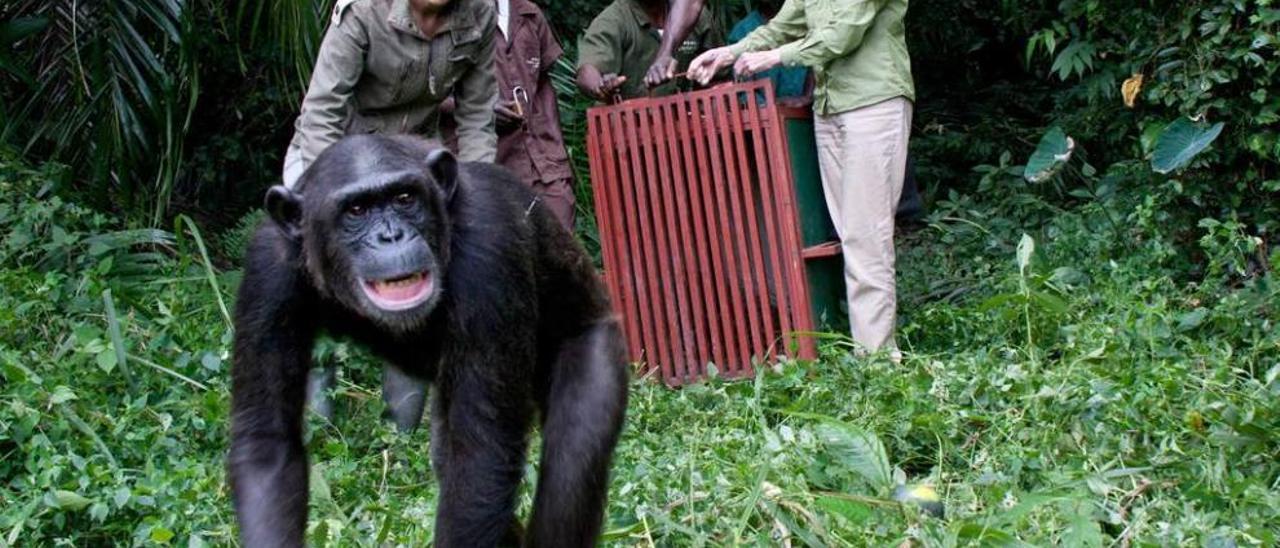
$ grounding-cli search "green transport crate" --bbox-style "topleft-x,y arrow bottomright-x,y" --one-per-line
780,107 -> 848,334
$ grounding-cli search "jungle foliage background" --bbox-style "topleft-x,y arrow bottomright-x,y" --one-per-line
0,0 -> 1277,546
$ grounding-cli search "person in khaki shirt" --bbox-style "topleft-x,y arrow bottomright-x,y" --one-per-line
281,0 -> 498,189
690,0 -> 915,359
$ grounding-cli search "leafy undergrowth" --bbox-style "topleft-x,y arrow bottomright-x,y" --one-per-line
2,157 -> 1278,547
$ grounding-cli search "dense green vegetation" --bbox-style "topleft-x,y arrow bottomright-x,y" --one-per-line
1,0 -> 1277,546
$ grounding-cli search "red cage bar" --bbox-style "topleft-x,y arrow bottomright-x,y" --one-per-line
587,80 -> 822,386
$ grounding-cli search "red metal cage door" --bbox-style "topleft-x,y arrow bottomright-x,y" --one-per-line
587,80 -> 817,386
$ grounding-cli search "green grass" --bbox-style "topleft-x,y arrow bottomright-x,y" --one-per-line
1,156 -> 1277,547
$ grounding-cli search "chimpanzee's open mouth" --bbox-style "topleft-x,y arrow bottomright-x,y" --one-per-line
361,272 -> 434,311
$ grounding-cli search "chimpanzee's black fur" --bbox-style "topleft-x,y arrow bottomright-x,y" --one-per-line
227,135 -> 628,547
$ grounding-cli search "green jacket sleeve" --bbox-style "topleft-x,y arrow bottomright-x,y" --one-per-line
577,11 -> 623,74
728,0 -> 807,55
776,0 -> 881,67
452,21 -> 498,163
288,11 -> 369,178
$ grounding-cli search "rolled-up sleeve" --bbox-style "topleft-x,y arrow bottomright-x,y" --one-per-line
284,12 -> 368,186
727,0 -> 807,56
453,22 -> 498,163
776,0 -> 879,67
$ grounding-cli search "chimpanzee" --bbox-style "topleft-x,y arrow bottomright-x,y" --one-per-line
227,134 -> 629,547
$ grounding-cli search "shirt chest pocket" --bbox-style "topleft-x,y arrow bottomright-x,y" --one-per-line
363,38 -> 431,105
430,30 -> 482,97
514,27 -> 543,76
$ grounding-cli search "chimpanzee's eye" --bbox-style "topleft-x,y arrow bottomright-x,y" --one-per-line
395,192 -> 416,206
346,204 -> 367,217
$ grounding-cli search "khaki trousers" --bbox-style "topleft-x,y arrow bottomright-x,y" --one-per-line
814,97 -> 913,352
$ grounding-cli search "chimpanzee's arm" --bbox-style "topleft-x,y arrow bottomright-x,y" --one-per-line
430,341 -> 536,547
228,228 -> 318,547
527,320 -> 628,547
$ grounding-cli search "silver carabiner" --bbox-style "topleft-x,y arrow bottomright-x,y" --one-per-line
512,86 -> 530,117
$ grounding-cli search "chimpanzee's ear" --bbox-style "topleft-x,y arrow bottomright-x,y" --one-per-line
426,148 -> 458,202
265,185 -> 303,240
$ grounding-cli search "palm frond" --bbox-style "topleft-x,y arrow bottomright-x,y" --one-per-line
1,0 -> 194,221
234,0 -> 336,96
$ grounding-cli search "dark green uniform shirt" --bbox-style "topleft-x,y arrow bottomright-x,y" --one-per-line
283,0 -> 498,188
577,0 -> 721,100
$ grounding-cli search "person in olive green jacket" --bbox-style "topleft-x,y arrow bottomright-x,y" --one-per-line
285,0 -> 498,430
575,0 -> 720,102
690,0 -> 915,359
281,0 -> 498,189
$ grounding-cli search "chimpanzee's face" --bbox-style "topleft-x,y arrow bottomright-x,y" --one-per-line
324,176 -> 445,327
267,137 -> 457,334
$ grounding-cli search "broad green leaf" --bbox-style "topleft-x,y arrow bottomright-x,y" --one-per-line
201,352 -> 222,372
1063,501 -> 1103,547
1023,127 -> 1075,183
1152,117 -> 1225,174
150,526 -> 175,543
814,496 -> 874,525
96,350 -> 118,373
1031,291 -> 1069,315
114,487 -> 131,508
815,423 -> 892,490
978,293 -> 1021,312
1049,267 -> 1088,287
47,490 -> 93,511
89,502 -> 109,522
50,385 -> 78,404
1176,308 -> 1209,332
